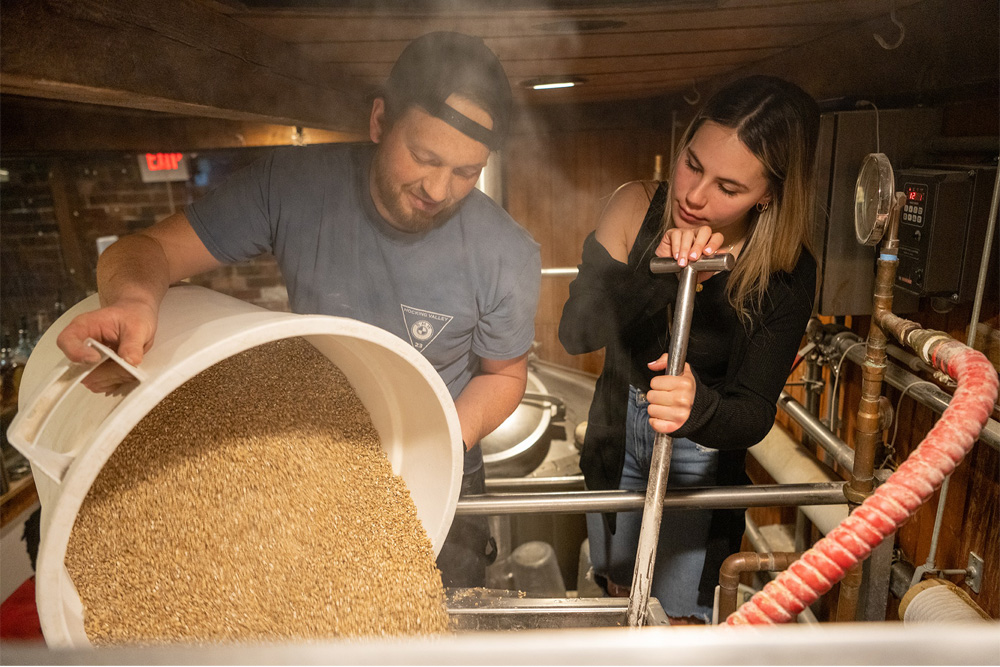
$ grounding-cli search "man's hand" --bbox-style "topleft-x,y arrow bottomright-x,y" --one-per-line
56,299 -> 158,393
54,212 -> 222,394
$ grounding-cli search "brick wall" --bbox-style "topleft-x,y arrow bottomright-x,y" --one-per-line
1,159 -> 70,342
0,148 -> 290,344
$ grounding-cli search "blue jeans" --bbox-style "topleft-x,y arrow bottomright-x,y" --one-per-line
587,385 -> 718,621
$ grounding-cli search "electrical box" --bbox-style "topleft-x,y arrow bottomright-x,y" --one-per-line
811,108 -> 941,316
895,166 -> 997,302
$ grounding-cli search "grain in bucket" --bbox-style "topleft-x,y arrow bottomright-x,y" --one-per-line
66,338 -> 450,644
8,285 -> 463,647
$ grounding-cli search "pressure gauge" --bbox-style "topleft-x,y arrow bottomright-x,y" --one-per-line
854,153 -> 894,246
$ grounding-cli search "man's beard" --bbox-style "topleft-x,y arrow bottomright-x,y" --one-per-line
371,153 -> 461,233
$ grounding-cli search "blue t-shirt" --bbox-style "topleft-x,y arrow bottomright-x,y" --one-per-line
186,143 -> 541,469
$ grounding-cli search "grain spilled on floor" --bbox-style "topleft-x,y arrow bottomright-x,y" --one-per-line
64,337 -> 450,645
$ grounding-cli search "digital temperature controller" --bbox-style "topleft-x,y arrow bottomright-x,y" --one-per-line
895,166 -> 995,301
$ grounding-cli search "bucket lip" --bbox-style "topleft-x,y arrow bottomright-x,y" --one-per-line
33,309 -> 463,647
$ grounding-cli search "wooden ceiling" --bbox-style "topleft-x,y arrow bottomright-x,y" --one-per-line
220,0 -> 922,106
0,0 -> 995,138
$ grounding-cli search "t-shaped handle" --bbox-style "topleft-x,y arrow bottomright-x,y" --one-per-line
647,253 -> 736,376
649,253 -> 736,275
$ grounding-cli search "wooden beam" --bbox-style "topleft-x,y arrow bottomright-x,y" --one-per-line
1,96 -> 366,153
0,0 -> 369,133
47,160 -> 94,293
304,25 -> 829,64
345,48 -> 785,81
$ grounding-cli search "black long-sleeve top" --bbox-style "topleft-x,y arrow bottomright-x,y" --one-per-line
558,182 -> 816,604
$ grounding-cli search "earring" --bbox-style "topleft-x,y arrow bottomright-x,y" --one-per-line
755,201 -> 770,213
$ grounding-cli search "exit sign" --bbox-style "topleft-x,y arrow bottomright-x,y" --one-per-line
138,152 -> 190,183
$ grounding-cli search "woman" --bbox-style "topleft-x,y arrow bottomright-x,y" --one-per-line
559,75 -> 820,623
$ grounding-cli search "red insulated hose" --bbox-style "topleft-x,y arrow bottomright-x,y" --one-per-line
727,337 -> 999,625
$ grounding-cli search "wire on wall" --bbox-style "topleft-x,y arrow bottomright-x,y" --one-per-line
882,379 -> 937,470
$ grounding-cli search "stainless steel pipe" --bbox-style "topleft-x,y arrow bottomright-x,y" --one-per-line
648,255 -> 736,275
485,475 -> 586,491
777,391 -> 855,472
454,482 -> 847,515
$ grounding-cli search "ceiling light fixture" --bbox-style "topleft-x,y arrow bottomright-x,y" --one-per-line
522,76 -> 586,90
533,81 -> 576,90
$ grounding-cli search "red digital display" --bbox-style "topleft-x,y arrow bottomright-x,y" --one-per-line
907,189 -> 924,202
145,152 -> 184,172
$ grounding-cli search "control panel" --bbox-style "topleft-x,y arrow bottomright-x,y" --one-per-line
895,166 -> 996,302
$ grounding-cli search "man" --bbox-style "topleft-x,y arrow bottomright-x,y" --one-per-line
56,31 -> 541,587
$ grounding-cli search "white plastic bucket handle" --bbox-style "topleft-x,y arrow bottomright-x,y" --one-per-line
8,338 -> 146,486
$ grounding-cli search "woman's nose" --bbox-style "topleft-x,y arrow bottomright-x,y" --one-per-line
685,178 -> 709,208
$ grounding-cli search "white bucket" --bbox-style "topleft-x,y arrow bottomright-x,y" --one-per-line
7,284 -> 463,648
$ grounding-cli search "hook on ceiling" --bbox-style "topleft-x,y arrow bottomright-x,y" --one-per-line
683,80 -> 701,106
873,0 -> 906,50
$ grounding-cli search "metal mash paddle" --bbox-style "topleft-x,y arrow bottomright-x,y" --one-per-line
626,252 -> 736,627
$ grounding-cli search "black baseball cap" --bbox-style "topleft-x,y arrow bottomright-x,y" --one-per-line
383,32 -> 512,150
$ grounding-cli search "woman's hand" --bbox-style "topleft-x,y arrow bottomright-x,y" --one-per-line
655,225 -> 725,267
646,354 -> 696,434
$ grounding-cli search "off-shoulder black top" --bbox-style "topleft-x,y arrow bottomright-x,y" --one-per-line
558,182 -> 816,605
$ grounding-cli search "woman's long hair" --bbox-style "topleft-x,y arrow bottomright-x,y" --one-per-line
662,75 -> 820,322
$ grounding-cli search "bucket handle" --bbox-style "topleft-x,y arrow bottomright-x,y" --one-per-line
7,338 -> 146,486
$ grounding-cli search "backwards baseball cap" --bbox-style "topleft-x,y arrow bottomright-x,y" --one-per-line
383,32 -> 512,151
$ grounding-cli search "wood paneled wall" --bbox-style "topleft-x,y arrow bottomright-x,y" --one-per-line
504,122 -> 673,374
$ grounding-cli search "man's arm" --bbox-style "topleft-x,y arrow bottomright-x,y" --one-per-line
56,212 -> 221,387
453,353 -> 529,450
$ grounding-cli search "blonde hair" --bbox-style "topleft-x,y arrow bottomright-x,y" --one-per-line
661,76 -> 820,322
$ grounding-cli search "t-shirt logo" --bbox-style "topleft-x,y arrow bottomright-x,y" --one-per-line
400,305 -> 453,353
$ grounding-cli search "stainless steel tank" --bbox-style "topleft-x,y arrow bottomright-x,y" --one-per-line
481,371 -> 563,478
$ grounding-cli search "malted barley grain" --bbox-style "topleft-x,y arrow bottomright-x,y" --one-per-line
64,338 -> 451,645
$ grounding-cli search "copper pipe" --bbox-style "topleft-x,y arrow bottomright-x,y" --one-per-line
876,312 -> 952,362
718,551 -> 803,621
846,251 -> 898,504
838,283 -> 890,618
836,563 -> 866,622
840,192 -> 906,622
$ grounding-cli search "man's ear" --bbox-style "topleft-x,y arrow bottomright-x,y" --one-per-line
370,98 -> 386,144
